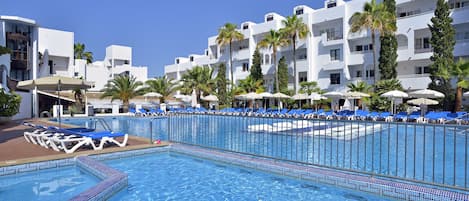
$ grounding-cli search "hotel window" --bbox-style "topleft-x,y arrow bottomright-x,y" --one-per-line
74,72 -> 79,77
415,37 -> 431,49
366,70 -> 375,78
299,72 -> 307,82
356,70 -> 362,78
449,0 -> 469,9
298,54 -> 307,60
242,24 -> 249,30
296,8 -> 304,15
190,56 -> 194,62
124,60 -> 129,64
266,15 -> 274,22
327,2 -> 337,8
415,66 -> 430,74
330,49 -> 340,61
456,31 -> 469,41
176,59 -> 179,64
242,63 -> 249,72
205,50 -> 209,56
264,55 -> 270,64
49,60 -> 53,74
330,73 -> 341,85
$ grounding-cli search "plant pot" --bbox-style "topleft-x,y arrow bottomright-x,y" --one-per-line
0,116 -> 12,125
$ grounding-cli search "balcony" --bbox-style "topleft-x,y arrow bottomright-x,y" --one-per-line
233,48 -> 250,60
321,31 -> 344,46
398,74 -> 431,90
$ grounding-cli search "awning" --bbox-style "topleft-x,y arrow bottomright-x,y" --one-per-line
37,90 -> 75,102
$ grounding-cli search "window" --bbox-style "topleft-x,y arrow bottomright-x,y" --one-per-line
355,44 -> 373,52
242,63 -> 249,72
48,60 -> 53,74
330,73 -> 340,84
176,59 -> 179,64
298,54 -> 307,60
330,49 -> 340,61
242,24 -> 249,30
366,70 -> 375,78
356,70 -> 362,78
190,56 -> 194,62
205,50 -> 209,56
415,37 -> 431,49
449,0 -> 469,9
327,2 -> 337,8
266,15 -> 274,22
355,45 -> 363,52
296,8 -> 304,15
74,72 -> 79,77
264,55 -> 270,64
124,60 -> 129,65
415,66 -> 430,74
456,31 -> 469,41
299,72 -> 307,82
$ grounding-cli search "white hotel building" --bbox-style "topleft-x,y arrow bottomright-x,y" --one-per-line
0,16 -> 148,119
164,0 -> 469,93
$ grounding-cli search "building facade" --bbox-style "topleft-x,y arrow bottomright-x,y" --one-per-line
164,0 -> 469,93
0,16 -> 148,119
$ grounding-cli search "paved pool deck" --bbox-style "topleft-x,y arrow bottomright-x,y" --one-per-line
0,118 -> 168,167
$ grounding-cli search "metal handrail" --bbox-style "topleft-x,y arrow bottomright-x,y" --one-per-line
92,117 -> 112,131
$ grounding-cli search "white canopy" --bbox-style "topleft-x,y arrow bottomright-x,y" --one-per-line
344,91 -> 370,99
381,90 -> 408,98
309,92 -> 327,101
409,89 -> 445,99
464,91 -> 469,97
323,91 -> 344,98
201,94 -> 219,102
291,93 -> 309,100
143,92 -> 163,98
271,92 -> 291,99
17,75 -> 94,91
407,98 -> 439,105
258,92 -> 273,98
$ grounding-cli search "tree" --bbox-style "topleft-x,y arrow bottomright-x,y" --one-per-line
0,46 -> 11,56
258,30 -> 288,92
378,0 -> 398,80
299,81 -> 322,95
145,76 -> 179,103
347,81 -> 372,93
250,48 -> 263,83
280,15 -> 310,92
101,75 -> 145,112
74,43 -> 93,64
237,76 -> 264,94
181,66 -> 216,103
350,0 -> 396,83
449,59 -> 469,111
370,79 -> 404,111
428,0 -> 456,111
277,56 -> 289,93
216,63 -> 228,105
216,23 -> 244,88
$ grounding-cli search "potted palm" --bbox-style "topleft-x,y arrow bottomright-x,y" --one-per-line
0,89 -> 21,124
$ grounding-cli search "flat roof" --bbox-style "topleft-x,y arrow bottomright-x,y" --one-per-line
0,15 -> 36,26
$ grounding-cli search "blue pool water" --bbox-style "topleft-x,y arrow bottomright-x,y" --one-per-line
58,115 -> 469,188
0,166 -> 99,201
106,153 -> 387,201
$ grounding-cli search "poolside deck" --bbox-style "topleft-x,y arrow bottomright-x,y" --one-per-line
0,119 -> 168,167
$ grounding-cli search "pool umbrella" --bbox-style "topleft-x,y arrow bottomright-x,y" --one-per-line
258,92 -> 273,109
191,89 -> 197,108
464,91 -> 469,97
271,92 -> 290,111
201,94 -> 219,102
323,91 -> 344,111
381,90 -> 408,114
344,91 -> 370,99
143,92 -> 163,103
408,89 -> 445,99
309,93 -> 326,111
291,93 -> 309,109
17,76 -> 94,128
407,98 -> 439,116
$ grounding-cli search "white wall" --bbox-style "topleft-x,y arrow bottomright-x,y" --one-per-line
106,45 -> 132,65
38,28 -> 74,59
12,91 -> 32,120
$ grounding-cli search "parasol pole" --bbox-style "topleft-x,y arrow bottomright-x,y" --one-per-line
58,79 -> 62,128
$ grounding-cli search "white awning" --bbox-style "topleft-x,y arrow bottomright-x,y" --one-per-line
37,90 -> 76,102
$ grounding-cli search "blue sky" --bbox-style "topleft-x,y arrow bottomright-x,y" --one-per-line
1,0 -> 332,77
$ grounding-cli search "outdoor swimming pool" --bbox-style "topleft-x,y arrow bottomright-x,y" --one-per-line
105,152 -> 387,201
0,166 -> 99,201
58,114 -> 469,189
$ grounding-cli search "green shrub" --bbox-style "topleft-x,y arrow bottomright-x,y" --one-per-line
0,89 -> 21,117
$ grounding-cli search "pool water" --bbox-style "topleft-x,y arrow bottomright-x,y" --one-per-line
0,166 -> 99,201
106,153 -> 387,201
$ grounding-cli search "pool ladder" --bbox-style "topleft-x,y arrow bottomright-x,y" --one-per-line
92,118 -> 112,131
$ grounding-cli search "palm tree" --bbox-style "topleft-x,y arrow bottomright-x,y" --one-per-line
299,81 -> 322,95
74,43 -> 93,64
350,0 -> 396,83
374,79 -> 403,95
347,81 -> 372,93
258,30 -> 289,92
449,59 -> 469,111
181,66 -> 216,103
216,23 -> 244,87
237,76 -> 264,93
280,15 -> 310,93
145,76 -> 179,103
101,75 -> 144,112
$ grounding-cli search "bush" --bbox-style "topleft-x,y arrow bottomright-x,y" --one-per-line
0,89 -> 21,117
